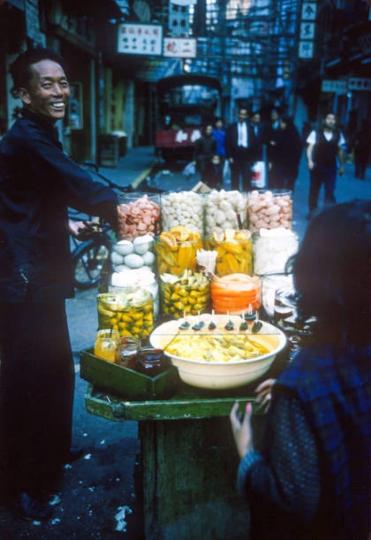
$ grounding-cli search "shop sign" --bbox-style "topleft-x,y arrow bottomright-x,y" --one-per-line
348,78 -> 371,91
321,79 -> 347,94
117,24 -> 163,55
25,0 -> 46,46
301,2 -> 317,21
163,38 -> 197,58
169,1 -> 190,37
298,41 -> 314,59
300,22 -> 315,40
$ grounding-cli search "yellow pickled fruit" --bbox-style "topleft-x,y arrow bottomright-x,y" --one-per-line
177,243 -> 194,269
223,241 -> 243,255
224,253 -> 240,273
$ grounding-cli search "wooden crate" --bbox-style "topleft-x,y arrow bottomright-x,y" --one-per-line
80,349 -> 179,401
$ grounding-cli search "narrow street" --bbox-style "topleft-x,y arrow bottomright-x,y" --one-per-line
1,151 -> 370,539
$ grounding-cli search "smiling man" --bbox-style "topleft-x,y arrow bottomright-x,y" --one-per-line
0,48 -> 119,520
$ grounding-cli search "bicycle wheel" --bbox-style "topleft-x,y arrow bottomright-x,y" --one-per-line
73,237 -> 111,290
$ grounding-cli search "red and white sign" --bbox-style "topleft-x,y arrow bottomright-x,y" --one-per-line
117,24 -> 163,55
163,38 -> 197,58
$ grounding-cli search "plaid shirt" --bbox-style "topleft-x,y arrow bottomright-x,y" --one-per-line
278,345 -> 371,540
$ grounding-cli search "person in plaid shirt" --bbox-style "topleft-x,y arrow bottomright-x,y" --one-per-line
231,201 -> 371,540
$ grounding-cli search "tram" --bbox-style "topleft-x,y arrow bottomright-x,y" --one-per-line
155,74 -> 222,162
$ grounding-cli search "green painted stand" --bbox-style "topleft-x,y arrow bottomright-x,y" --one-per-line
85,382 -> 269,540
84,349 -> 289,539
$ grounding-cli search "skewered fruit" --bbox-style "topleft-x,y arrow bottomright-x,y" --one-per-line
156,226 -> 203,276
205,229 -> 253,277
160,271 -> 209,319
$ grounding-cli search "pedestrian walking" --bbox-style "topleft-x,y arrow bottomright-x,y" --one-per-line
230,201 -> 371,540
353,119 -> 370,180
267,116 -> 302,190
0,48 -> 119,520
194,123 -> 219,188
212,117 -> 227,187
226,107 -> 256,191
306,112 -> 346,219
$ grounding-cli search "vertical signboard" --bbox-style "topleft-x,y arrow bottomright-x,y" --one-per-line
25,0 -> 46,46
298,2 -> 317,59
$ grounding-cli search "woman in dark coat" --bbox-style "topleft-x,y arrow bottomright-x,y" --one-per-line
268,116 -> 302,190
194,124 -> 220,188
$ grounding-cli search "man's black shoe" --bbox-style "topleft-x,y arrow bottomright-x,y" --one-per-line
64,446 -> 86,464
16,491 -> 53,521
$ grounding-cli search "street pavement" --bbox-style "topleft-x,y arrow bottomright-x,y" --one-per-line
1,148 -> 370,539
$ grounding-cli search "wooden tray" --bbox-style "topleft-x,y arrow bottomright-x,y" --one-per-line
80,349 -> 179,401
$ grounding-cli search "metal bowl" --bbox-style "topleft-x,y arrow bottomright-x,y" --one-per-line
150,314 -> 286,390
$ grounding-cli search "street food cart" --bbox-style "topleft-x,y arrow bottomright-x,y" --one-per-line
81,187 -> 301,539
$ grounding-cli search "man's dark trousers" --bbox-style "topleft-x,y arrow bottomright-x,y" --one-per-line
309,164 -> 337,211
0,300 -> 74,494
230,148 -> 252,191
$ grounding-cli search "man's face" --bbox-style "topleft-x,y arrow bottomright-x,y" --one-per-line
271,109 -> 279,122
251,113 -> 260,124
205,125 -> 213,135
325,114 -> 336,129
19,59 -> 70,122
238,109 -> 248,122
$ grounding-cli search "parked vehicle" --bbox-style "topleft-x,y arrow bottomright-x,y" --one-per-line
155,74 -> 222,162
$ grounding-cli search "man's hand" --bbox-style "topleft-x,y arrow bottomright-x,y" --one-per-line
68,220 -> 101,239
68,220 -> 87,237
308,160 -> 314,170
229,157 -> 234,164
230,402 -> 254,459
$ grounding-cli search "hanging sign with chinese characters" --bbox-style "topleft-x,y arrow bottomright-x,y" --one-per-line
163,38 -> 197,58
298,0 -> 317,59
117,24 -> 163,55
301,2 -> 317,21
298,41 -> 314,59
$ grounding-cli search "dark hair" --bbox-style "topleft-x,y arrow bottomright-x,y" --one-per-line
9,47 -> 66,96
293,201 -> 371,345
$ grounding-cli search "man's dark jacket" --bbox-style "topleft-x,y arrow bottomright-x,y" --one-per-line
0,110 -> 117,302
226,122 -> 260,161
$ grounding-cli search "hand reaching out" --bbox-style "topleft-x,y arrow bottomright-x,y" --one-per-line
230,401 -> 254,459
255,378 -> 276,413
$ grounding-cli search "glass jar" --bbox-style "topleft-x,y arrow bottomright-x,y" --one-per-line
117,193 -> 161,240
247,190 -> 293,233
97,290 -> 154,339
161,191 -> 204,235
94,329 -> 120,362
204,230 -> 253,276
204,190 -> 247,237
210,275 -> 261,315
155,227 -> 203,276
253,229 -> 299,276
135,348 -> 170,376
115,336 -> 139,368
160,273 -> 210,319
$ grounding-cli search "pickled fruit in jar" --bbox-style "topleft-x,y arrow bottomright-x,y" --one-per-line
97,291 -> 154,339
156,226 -> 203,276
94,329 -> 120,362
211,273 -> 261,314
160,270 -> 209,319
205,229 -> 253,276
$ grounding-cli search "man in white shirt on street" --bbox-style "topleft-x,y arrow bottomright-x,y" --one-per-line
306,113 -> 346,219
